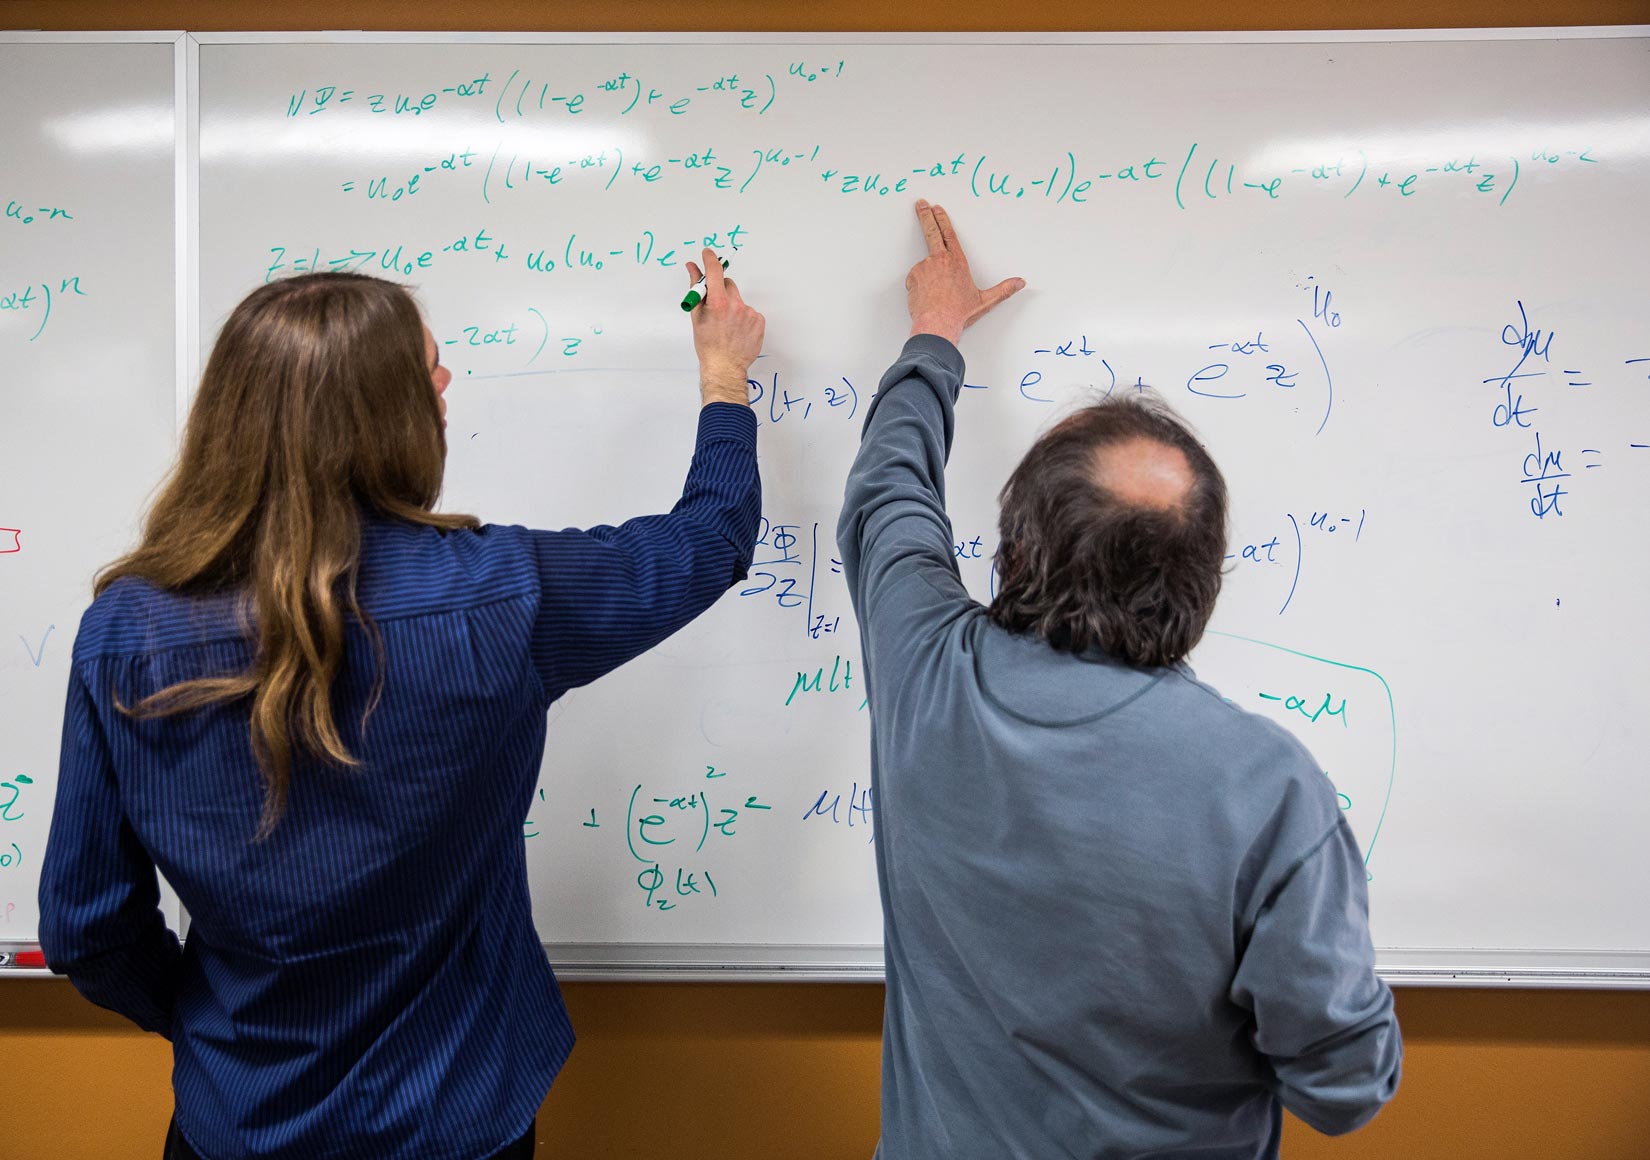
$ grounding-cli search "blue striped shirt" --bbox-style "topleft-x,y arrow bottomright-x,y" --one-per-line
40,403 -> 760,1160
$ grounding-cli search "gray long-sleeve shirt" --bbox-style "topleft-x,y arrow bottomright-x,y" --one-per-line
838,335 -> 1400,1160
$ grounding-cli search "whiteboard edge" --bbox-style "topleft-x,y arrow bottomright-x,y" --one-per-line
539,966 -> 1650,987
537,946 -> 1650,987
176,33 -> 196,430
4,963 -> 1645,985
183,27 -> 1650,45
8,20 -> 1649,992
0,30 -> 189,42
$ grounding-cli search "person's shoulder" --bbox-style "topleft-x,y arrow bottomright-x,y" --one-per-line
73,577 -> 146,661
358,518 -> 541,618
73,577 -> 242,662
1161,665 -> 1342,818
1166,666 -> 1316,756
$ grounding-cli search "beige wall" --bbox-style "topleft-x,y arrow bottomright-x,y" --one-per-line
6,0 -> 1650,1155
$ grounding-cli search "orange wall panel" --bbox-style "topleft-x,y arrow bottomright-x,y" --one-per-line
4,982 -> 1650,1157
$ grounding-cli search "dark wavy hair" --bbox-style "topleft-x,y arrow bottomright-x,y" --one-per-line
987,396 -> 1228,668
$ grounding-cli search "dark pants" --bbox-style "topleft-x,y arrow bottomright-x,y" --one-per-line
164,1117 -> 536,1159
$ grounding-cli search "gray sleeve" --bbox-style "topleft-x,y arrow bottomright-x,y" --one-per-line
835,334 -> 975,674
1229,816 -> 1402,1135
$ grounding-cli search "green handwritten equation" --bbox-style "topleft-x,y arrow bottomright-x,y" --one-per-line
325,135 -> 1600,212
1,275 -> 87,343
262,223 -> 747,282
4,199 -> 74,227
282,57 -> 847,124
595,763 -> 775,914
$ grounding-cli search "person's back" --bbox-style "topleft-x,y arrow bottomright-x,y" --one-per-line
66,522 -> 580,1158
870,612 -> 1394,1157
41,261 -> 765,1159
840,202 -> 1400,1159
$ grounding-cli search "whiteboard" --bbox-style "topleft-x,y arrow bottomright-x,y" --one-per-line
0,33 -> 185,963
14,26 -> 1639,985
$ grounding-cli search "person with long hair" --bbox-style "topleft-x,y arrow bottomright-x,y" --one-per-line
38,253 -> 764,1160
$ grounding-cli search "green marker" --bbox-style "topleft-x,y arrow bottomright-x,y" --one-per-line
681,258 -> 730,312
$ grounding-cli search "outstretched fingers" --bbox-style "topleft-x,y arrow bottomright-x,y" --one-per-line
980,277 -> 1027,312
915,199 -> 946,255
930,203 -> 960,253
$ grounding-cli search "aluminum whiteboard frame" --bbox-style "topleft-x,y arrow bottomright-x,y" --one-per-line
541,946 -> 1650,987
5,27 -> 1647,984
187,27 -> 1650,42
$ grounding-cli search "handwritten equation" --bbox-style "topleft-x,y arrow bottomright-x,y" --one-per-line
1482,300 -> 1650,520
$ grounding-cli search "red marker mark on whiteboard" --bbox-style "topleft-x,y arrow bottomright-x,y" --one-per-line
0,529 -> 20,553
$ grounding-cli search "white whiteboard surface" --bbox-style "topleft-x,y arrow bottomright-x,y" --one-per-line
14,28 -> 1650,985
0,33 -> 186,961
194,30 -> 1650,984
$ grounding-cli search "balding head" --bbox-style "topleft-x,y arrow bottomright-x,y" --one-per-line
1091,437 -> 1195,515
989,396 -> 1229,668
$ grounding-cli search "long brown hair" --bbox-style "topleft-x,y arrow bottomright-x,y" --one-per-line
99,273 -> 478,836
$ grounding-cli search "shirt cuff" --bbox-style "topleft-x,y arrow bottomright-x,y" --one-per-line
697,401 -> 758,446
903,333 -> 966,379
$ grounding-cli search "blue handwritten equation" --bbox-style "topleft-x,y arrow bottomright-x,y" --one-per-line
1013,330 -> 1136,405
746,369 -> 863,427
1227,505 -> 1367,617
1190,278 -> 1338,435
1003,280 -> 1340,436
802,781 -> 874,843
739,519 -> 844,641
1483,300 -> 1650,519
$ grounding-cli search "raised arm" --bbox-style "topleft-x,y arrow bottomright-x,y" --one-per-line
837,202 -> 1024,657
529,250 -> 765,699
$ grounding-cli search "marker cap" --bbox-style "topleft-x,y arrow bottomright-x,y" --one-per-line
679,258 -> 728,312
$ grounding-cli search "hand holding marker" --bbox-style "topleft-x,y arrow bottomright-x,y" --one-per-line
683,247 -> 764,409
681,257 -> 730,311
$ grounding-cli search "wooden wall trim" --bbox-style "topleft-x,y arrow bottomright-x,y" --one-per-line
4,0 -> 1647,33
